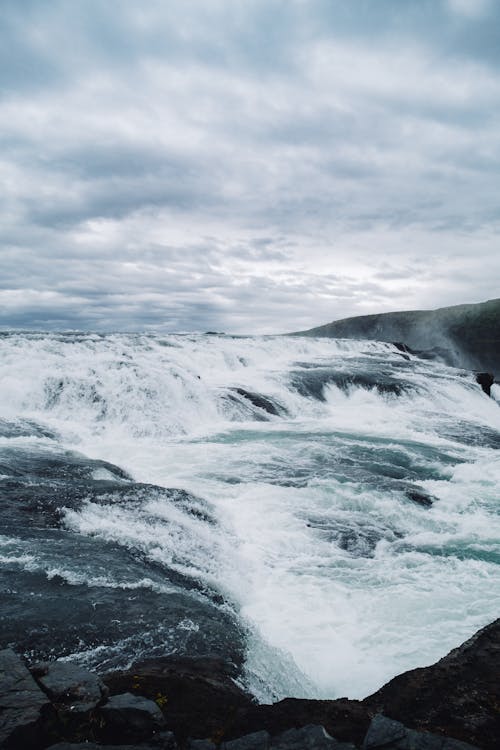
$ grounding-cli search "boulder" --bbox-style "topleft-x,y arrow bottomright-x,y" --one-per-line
97,692 -> 166,743
0,648 -> 51,749
362,714 -> 480,750
271,724 -> 356,749
103,655 -> 254,743
33,660 -> 107,713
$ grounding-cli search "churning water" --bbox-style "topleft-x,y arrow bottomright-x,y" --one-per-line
0,332 -> 499,701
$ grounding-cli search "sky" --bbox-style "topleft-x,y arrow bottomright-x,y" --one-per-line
1,0 -> 499,334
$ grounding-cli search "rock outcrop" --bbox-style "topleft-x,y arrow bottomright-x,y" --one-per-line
364,618 -> 500,749
1,619 -> 499,749
294,298 -> 500,374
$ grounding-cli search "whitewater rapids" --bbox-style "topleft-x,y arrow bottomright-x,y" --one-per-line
0,332 -> 499,701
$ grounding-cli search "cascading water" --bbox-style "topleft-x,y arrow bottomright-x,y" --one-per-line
0,332 -> 499,701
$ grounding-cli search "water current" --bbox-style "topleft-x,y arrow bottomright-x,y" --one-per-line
0,332 -> 499,701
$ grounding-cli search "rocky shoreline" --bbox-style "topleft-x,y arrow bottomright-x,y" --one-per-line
1,619 -> 498,750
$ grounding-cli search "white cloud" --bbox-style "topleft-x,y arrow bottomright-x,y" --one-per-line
0,0 -> 499,332
447,0 -> 491,19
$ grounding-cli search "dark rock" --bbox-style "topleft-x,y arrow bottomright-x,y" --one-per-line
223,729 -> 271,750
392,342 -> 412,354
231,389 -> 284,417
155,730 -> 179,748
405,488 -> 434,507
362,714 -> 408,748
271,724 -> 352,749
45,744 -> 165,749
97,692 -> 165,743
187,741 -> 217,750
364,619 -> 500,750
0,648 -> 51,749
0,441 -> 245,671
226,698 -> 370,747
475,372 -> 494,396
34,660 -> 107,713
289,369 -> 408,402
362,714 -> 480,749
104,656 -> 254,744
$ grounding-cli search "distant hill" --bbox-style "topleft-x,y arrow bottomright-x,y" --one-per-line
294,298 -> 500,373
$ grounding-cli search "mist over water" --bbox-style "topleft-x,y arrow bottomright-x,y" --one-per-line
0,332 -> 499,701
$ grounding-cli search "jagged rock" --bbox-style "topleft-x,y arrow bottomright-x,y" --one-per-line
475,372 -> 494,396
362,714 -> 480,749
271,725 -> 356,749
225,697 -> 370,747
33,660 -> 107,713
97,692 -> 165,743
364,619 -> 500,750
103,655 -> 254,743
223,729 -> 271,749
0,648 -> 51,749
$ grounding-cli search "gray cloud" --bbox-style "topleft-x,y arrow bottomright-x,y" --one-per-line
0,0 -> 499,333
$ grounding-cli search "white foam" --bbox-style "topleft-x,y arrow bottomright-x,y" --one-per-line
0,332 -> 499,699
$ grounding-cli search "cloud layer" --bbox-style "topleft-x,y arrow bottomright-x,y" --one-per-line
1,0 -> 499,333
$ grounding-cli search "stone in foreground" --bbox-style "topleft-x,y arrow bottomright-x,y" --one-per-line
363,714 -> 481,750
97,691 -> 166,743
34,660 -> 107,713
271,724 -> 356,750
223,729 -> 271,749
0,648 -> 51,749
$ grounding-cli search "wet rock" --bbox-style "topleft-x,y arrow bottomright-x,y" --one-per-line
33,660 -> 107,713
104,655 -> 255,743
362,714 -> 480,750
290,369 -> 409,402
364,619 -> 500,750
231,389 -> 284,417
392,342 -> 412,355
0,648 -> 51,749
405,488 -> 434,507
97,692 -> 165,743
475,372 -> 494,396
0,445 -> 245,672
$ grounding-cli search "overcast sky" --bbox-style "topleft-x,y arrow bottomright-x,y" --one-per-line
1,0 -> 499,333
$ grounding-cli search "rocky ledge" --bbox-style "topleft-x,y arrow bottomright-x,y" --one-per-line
1,619 -> 498,750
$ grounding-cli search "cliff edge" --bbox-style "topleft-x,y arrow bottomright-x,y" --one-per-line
294,298 -> 500,373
